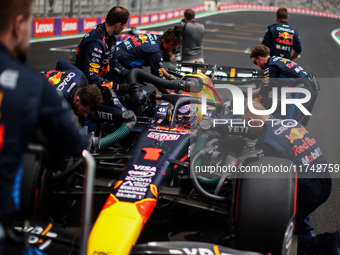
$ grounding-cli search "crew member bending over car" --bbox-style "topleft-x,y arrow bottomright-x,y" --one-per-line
42,60 -> 103,117
43,60 -> 139,136
262,7 -> 302,60
115,25 -> 182,93
243,101 -> 339,255
250,44 -> 318,126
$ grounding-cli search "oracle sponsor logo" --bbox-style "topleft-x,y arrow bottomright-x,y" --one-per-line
34,19 -> 54,37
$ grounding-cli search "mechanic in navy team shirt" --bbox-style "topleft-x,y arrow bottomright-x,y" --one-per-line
244,101 -> 339,255
115,25 -> 182,93
262,7 -> 302,60
44,60 -> 137,133
75,6 -> 135,95
75,6 -> 140,124
0,0 -> 89,253
43,60 -> 103,117
250,44 -> 318,126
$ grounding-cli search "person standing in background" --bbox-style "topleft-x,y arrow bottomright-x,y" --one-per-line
262,7 -> 302,60
180,9 -> 205,63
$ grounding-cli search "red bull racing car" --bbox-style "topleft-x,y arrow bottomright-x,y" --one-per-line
20,64 -> 297,255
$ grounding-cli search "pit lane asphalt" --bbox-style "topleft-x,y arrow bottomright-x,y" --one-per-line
27,10 -> 340,241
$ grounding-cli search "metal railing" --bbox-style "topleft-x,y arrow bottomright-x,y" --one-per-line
32,0 -> 204,18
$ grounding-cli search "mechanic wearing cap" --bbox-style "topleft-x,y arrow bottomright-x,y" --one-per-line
262,7 -> 302,60
250,44 -> 318,126
243,101 -> 338,255
43,60 -> 103,117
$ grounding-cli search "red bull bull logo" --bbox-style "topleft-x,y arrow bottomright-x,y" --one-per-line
48,71 -> 65,85
278,32 -> 294,40
101,81 -> 113,89
138,35 -> 148,43
285,126 -> 308,143
276,32 -> 293,46
254,94 -> 265,102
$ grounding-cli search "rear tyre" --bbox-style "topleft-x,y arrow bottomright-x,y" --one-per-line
235,156 -> 296,255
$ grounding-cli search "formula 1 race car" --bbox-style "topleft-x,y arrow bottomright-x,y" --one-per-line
20,64 -> 297,255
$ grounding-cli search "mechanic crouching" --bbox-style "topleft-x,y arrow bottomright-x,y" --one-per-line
243,101 -> 339,254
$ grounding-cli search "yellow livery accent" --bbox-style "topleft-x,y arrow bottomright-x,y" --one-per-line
87,194 -> 156,255
230,68 -> 236,78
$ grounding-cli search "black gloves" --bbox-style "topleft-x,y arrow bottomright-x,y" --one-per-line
118,83 -> 139,93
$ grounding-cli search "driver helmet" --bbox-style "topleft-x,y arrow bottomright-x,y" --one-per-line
178,72 -> 215,127
176,103 -> 199,127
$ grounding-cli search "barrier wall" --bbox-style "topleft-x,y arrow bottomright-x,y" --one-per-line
31,3 -> 340,39
31,4 -> 206,38
218,3 -> 340,19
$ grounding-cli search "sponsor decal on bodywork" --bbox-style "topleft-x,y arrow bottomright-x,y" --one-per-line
147,132 -> 180,140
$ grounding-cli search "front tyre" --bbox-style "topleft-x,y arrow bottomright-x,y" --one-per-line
235,156 -> 297,255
